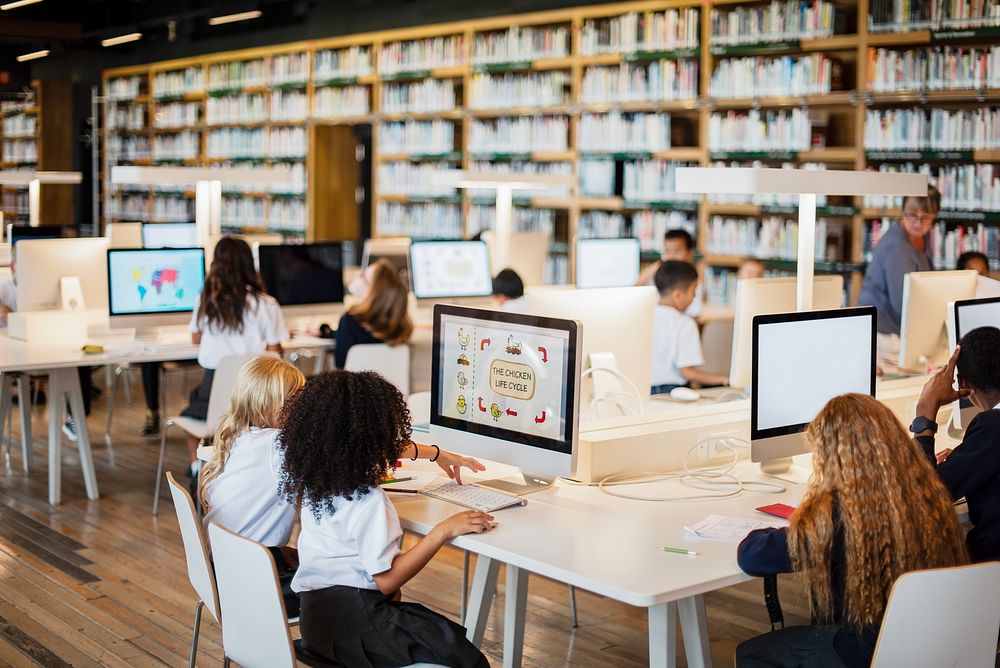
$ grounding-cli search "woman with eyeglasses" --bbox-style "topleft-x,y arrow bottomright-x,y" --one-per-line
858,185 -> 940,368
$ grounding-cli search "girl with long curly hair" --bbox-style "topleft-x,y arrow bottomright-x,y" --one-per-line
279,370 -> 490,667
736,393 -> 968,667
181,236 -> 287,479
335,258 -> 413,368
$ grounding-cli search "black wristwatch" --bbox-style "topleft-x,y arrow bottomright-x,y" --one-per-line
909,416 -> 938,434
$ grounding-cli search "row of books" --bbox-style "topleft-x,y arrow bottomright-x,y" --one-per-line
472,25 -> 570,64
378,120 -> 455,154
221,197 -> 268,228
205,127 -> 307,159
708,54 -> 839,99
382,79 -> 457,114
206,94 -> 267,125
577,210 -> 697,245
868,46 -> 1000,92
106,136 -> 148,161
545,256 -> 570,286
705,215 -> 831,260
468,160 -> 573,199
2,140 -> 36,164
622,160 -> 700,203
469,116 -> 569,153
468,72 -> 569,109
2,114 -> 36,138
217,161 -> 306,195
705,267 -> 739,306
153,196 -> 194,223
314,46 -> 373,81
208,59 -> 267,92
930,222 -> 1000,270
468,204 -> 557,236
106,195 -> 154,221
706,161 -> 829,205
708,108 -> 813,151
580,60 -> 699,104
580,158 -> 616,197
269,53 -> 310,86
377,162 -> 459,197
376,201 -> 463,238
154,67 -> 203,98
153,102 -> 198,129
863,162 -> 1000,210
2,191 -> 28,215
270,91 -> 309,122
314,86 -> 370,118
581,9 -> 700,55
268,199 -> 308,231
152,132 -> 200,160
107,76 -> 142,101
379,36 -> 465,75
870,0 -> 1000,31
578,112 -> 672,152
710,0 -> 838,45
864,107 -> 1000,150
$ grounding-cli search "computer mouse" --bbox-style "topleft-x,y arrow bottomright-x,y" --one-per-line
669,386 -> 700,402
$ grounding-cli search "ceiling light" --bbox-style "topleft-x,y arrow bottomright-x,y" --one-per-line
16,49 -> 49,62
1,0 -> 43,10
208,10 -> 262,26
101,32 -> 142,47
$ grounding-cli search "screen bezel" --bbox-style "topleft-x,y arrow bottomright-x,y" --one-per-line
952,296 -> 1000,413
751,306 -> 877,440
430,304 -> 580,454
574,237 -> 641,289
106,247 -> 206,317
410,239 -> 493,299
257,242 -> 346,306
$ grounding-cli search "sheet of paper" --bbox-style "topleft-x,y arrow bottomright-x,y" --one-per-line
683,514 -> 785,543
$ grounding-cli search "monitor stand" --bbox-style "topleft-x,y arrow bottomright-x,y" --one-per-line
476,473 -> 556,496
759,458 -> 810,485
134,327 -> 163,342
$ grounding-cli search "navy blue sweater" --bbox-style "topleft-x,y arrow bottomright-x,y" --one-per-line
917,408 -> 1000,562
334,313 -> 382,369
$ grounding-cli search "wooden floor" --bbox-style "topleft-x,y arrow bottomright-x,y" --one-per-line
0,368 -> 816,667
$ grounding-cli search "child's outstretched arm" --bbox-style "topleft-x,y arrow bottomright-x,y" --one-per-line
373,510 -> 493,595
403,443 -> 485,484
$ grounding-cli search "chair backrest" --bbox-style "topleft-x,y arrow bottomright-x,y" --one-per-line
345,343 -> 411,396
205,354 -> 262,429
207,522 -> 297,668
166,472 -> 220,623
407,391 -> 431,425
871,562 -> 1000,667
700,318 -> 734,377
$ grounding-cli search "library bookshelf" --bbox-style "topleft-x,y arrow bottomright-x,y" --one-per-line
102,0 -> 1000,299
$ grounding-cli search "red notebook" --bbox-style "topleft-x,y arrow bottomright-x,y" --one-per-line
756,503 -> 796,520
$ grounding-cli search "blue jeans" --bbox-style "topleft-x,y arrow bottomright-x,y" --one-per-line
651,383 -> 687,395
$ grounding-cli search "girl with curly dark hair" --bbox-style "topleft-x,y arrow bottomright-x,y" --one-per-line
279,370 -> 491,668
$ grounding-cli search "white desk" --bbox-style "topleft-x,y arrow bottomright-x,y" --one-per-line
0,332 -> 334,505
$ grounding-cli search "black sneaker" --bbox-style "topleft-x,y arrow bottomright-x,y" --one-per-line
139,411 -> 160,436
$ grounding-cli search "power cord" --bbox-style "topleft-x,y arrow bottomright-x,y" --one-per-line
581,366 -> 645,418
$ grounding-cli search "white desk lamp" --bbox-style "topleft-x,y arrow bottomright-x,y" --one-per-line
110,166 -> 294,246
675,167 -> 928,310
0,170 -> 83,228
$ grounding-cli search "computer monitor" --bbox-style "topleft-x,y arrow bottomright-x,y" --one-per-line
107,248 -> 206,329
16,238 -> 110,312
143,223 -> 198,249
575,238 -> 641,289
361,237 -> 412,292
751,306 -> 876,472
106,222 -> 143,249
7,224 -> 65,247
898,270 -> 978,372
257,242 -> 345,317
410,240 -> 492,299
729,276 -> 845,390
525,286 -> 657,408
430,304 -> 582,494
947,296 -> 1000,429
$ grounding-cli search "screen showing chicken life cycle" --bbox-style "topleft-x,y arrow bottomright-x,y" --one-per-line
437,312 -> 570,445
108,248 -> 205,315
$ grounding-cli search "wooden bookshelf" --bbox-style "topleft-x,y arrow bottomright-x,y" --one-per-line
101,0 -> 1000,291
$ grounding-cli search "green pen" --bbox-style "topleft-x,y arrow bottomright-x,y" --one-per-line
660,546 -> 698,556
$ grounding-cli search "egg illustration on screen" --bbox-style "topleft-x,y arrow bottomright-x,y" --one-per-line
457,395 -> 468,414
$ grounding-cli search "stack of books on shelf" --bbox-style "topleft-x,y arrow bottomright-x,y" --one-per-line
472,25 -> 569,64
633,210 -> 697,251
379,35 -> 465,74
581,8 -> 700,55
709,54 -> 840,98
581,60 -> 699,103
377,162 -> 459,197
154,67 -> 204,98
377,201 -> 462,238
153,102 -> 198,128
106,194 -> 149,221
206,93 -> 267,125
579,112 -> 671,152
107,136 -> 149,162
222,197 -> 267,228
710,0 -> 838,45
864,163 -> 1000,211
469,117 -> 568,153
467,161 -> 572,199
2,114 -> 36,138
545,256 -> 570,285
208,59 -> 267,92
207,128 -> 265,159
708,108 -> 813,152
269,53 -> 309,86
314,46 -> 373,81
930,222 -> 1000,269
271,90 -> 308,122
378,120 -> 455,155
864,107 -> 1000,150
705,268 -> 739,306
469,72 -> 568,109
580,159 -> 616,197
268,127 -> 307,158
107,76 -> 142,101
869,0 -> 1000,32
2,140 -> 37,164
706,215 -> 829,260
152,132 -> 199,161
868,46 -> 1000,92
707,161 -> 829,205
313,86 -> 370,118
381,79 -> 457,113
2,191 -> 28,216
269,199 -> 306,232
469,205 -> 556,236
622,160 -> 699,203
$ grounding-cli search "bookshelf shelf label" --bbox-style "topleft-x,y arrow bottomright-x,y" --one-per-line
759,204 -> 859,217
931,26 -> 1000,43
937,210 -> 1000,223
472,61 -> 534,73
408,152 -> 463,162
316,76 -> 360,87
709,41 -> 800,57
380,70 -> 433,82
622,200 -> 698,212
710,150 -> 798,161
865,150 -> 974,161
623,48 -> 700,62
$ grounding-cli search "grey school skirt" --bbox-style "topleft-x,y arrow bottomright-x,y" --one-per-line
299,585 -> 489,668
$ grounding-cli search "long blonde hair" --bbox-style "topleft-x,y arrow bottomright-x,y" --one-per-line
348,259 -> 413,345
788,393 -> 967,628
198,355 -> 305,510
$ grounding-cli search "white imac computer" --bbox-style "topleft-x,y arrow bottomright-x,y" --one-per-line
947,296 -> 1000,430
257,242 -> 345,318
107,248 -> 206,330
575,237 -> 641,289
729,275 -> 845,390
410,240 -> 492,300
898,270 -> 979,372
142,223 -> 198,249
430,304 -> 582,494
361,237 -> 412,291
105,222 -> 143,249
16,238 -> 111,312
751,306 -> 877,473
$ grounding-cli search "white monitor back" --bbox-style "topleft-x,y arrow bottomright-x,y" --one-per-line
525,285 -> 657,399
106,222 -> 143,249
16,237 -> 110,312
575,237 -> 640,289
730,275 -> 844,389
899,270 -> 978,372
481,229 -> 549,287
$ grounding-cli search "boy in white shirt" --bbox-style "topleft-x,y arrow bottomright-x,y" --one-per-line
650,260 -> 729,394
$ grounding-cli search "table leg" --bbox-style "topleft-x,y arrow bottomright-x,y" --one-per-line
48,370 -> 63,505
678,595 -> 713,668
648,601 -> 678,668
16,374 -> 32,472
63,369 -> 99,501
0,374 -> 11,468
503,565 -> 528,668
464,554 -> 500,647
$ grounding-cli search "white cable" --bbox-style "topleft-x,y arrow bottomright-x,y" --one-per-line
581,366 -> 644,417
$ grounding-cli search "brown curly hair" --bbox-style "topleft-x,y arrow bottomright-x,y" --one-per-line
278,370 -> 412,518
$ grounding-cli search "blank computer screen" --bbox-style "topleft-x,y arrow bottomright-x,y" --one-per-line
955,297 -> 1000,339
258,243 -> 345,306
752,308 -> 875,437
575,238 -> 640,289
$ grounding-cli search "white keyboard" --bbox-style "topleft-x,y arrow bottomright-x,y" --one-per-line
422,481 -> 526,512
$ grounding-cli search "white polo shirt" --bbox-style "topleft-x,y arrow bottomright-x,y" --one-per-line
189,292 -> 286,369
0,276 -> 16,327
650,303 -> 704,387
292,487 -> 403,592
202,427 -> 295,547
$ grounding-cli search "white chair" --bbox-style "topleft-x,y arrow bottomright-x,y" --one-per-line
406,391 -> 431,425
166,472 -> 220,668
153,354 -> 259,515
699,318 -> 734,378
344,343 -> 410,396
208,522 -> 445,668
871,561 -> 1000,667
